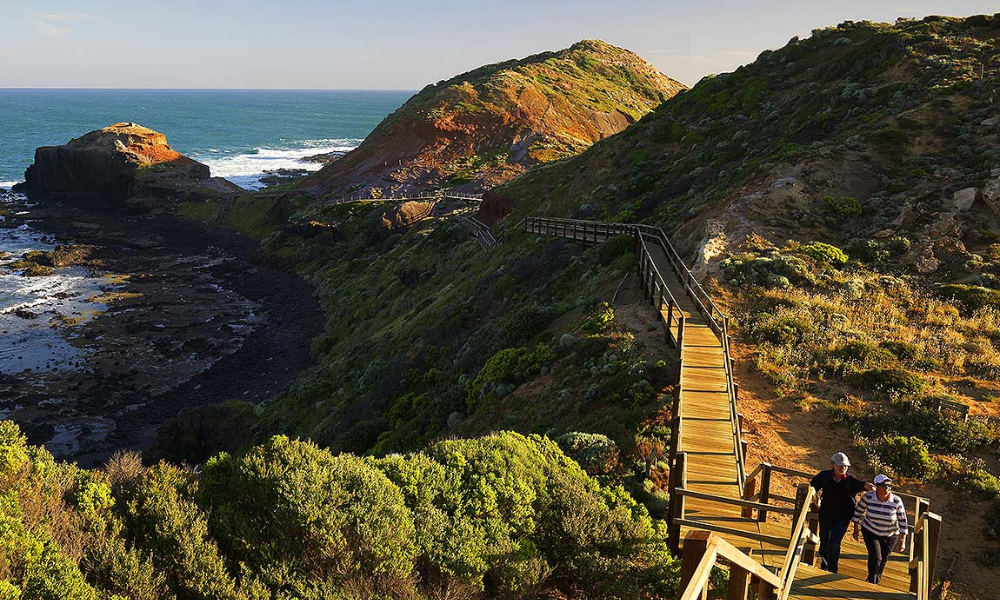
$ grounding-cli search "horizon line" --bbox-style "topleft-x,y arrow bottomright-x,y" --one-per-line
0,87 -> 419,92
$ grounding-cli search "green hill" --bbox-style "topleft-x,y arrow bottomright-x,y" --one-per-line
300,40 -> 685,198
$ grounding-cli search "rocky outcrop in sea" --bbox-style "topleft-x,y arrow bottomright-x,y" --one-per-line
16,122 -> 242,208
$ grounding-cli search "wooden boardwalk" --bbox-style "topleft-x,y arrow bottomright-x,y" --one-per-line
524,217 -> 924,600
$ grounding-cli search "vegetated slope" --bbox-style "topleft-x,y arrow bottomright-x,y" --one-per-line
498,14 -> 1000,597
161,199 -> 671,463
300,40 -> 684,199
0,421 -> 678,599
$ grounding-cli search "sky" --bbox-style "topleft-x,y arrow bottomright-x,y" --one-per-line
1,1 -> 996,89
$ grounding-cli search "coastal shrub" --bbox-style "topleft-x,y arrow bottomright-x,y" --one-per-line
799,241 -> 849,266
954,459 -> 1000,501
823,195 -> 863,217
0,420 -> 30,476
201,436 -> 417,586
122,463 -> 264,600
829,340 -> 895,370
582,302 -> 615,333
939,284 -> 1000,313
879,340 -> 919,361
466,344 -> 555,411
555,432 -> 620,476
721,252 -> 813,288
596,235 -> 634,265
901,407 -> 992,453
376,432 -> 678,596
0,492 -> 104,600
747,313 -> 814,346
874,435 -> 936,480
856,368 -> 927,401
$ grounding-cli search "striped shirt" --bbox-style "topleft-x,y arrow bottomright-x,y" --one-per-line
852,491 -> 908,537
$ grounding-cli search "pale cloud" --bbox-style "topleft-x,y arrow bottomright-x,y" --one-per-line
30,13 -> 98,38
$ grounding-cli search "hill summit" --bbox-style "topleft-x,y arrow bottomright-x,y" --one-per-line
301,40 -> 685,199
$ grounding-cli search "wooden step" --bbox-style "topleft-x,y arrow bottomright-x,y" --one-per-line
788,564 -> 915,600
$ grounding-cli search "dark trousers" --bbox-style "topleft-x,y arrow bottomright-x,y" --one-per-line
861,527 -> 898,585
818,516 -> 850,573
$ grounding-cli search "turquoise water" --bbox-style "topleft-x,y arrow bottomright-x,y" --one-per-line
0,89 -> 412,188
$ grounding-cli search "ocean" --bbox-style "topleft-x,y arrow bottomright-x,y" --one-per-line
0,89 -> 412,189
1,89 -> 410,375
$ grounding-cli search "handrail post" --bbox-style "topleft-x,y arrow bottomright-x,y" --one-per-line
727,546 -> 754,600
791,484 -> 809,540
679,531 -> 712,600
678,314 -> 686,351
667,299 -> 676,345
741,475 -> 757,519
668,451 -> 687,553
657,287 -> 665,321
758,463 -> 772,522
647,262 -> 656,305
804,505 -> 820,567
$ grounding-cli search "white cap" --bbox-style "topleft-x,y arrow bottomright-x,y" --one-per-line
874,474 -> 892,486
831,452 -> 851,467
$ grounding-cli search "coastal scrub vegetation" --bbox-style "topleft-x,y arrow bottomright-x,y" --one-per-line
496,14 -> 1000,581
0,422 -> 678,599
163,200 -> 668,464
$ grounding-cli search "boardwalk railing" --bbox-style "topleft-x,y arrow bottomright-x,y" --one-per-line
459,215 -> 499,250
742,463 -> 937,579
327,191 -> 483,204
910,511 -> 942,600
677,475 -> 820,600
524,216 -> 745,486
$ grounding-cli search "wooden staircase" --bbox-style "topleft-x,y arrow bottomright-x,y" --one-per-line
523,217 -> 940,600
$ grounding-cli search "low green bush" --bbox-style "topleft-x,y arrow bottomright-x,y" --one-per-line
939,284 -> 1000,313
747,313 -> 814,346
902,407 -> 994,453
823,195 -> 863,217
581,302 -> 615,333
830,340 -> 895,368
555,432 -> 621,475
721,252 -> 813,288
466,344 -> 555,411
875,435 -> 936,480
856,368 -> 927,401
879,340 -> 919,361
800,241 -> 849,266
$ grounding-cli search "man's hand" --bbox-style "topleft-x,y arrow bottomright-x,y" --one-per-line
864,482 -> 875,492
898,538 -> 906,553
852,526 -> 860,542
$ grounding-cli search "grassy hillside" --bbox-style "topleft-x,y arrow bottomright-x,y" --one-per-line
300,40 -> 685,198
496,14 -> 1000,595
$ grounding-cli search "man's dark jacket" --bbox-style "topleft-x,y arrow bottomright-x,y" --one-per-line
810,470 -> 867,521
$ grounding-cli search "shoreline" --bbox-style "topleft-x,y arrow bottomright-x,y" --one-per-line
1,192 -> 324,465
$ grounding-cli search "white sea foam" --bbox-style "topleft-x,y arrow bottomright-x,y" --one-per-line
194,139 -> 361,190
1,193 -> 111,374
0,181 -> 23,190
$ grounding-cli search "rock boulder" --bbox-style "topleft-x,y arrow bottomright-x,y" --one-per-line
17,123 -> 240,205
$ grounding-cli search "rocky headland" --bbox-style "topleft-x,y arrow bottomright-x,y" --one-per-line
299,40 -> 685,199
16,122 -> 242,210
4,125 -> 323,464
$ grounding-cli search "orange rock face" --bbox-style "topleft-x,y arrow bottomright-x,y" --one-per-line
22,122 -> 210,201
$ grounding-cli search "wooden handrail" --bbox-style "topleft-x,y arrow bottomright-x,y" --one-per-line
767,464 -> 931,506
909,511 -> 941,600
678,532 -> 783,600
675,488 -> 797,515
777,484 -> 816,595
672,518 -> 798,547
